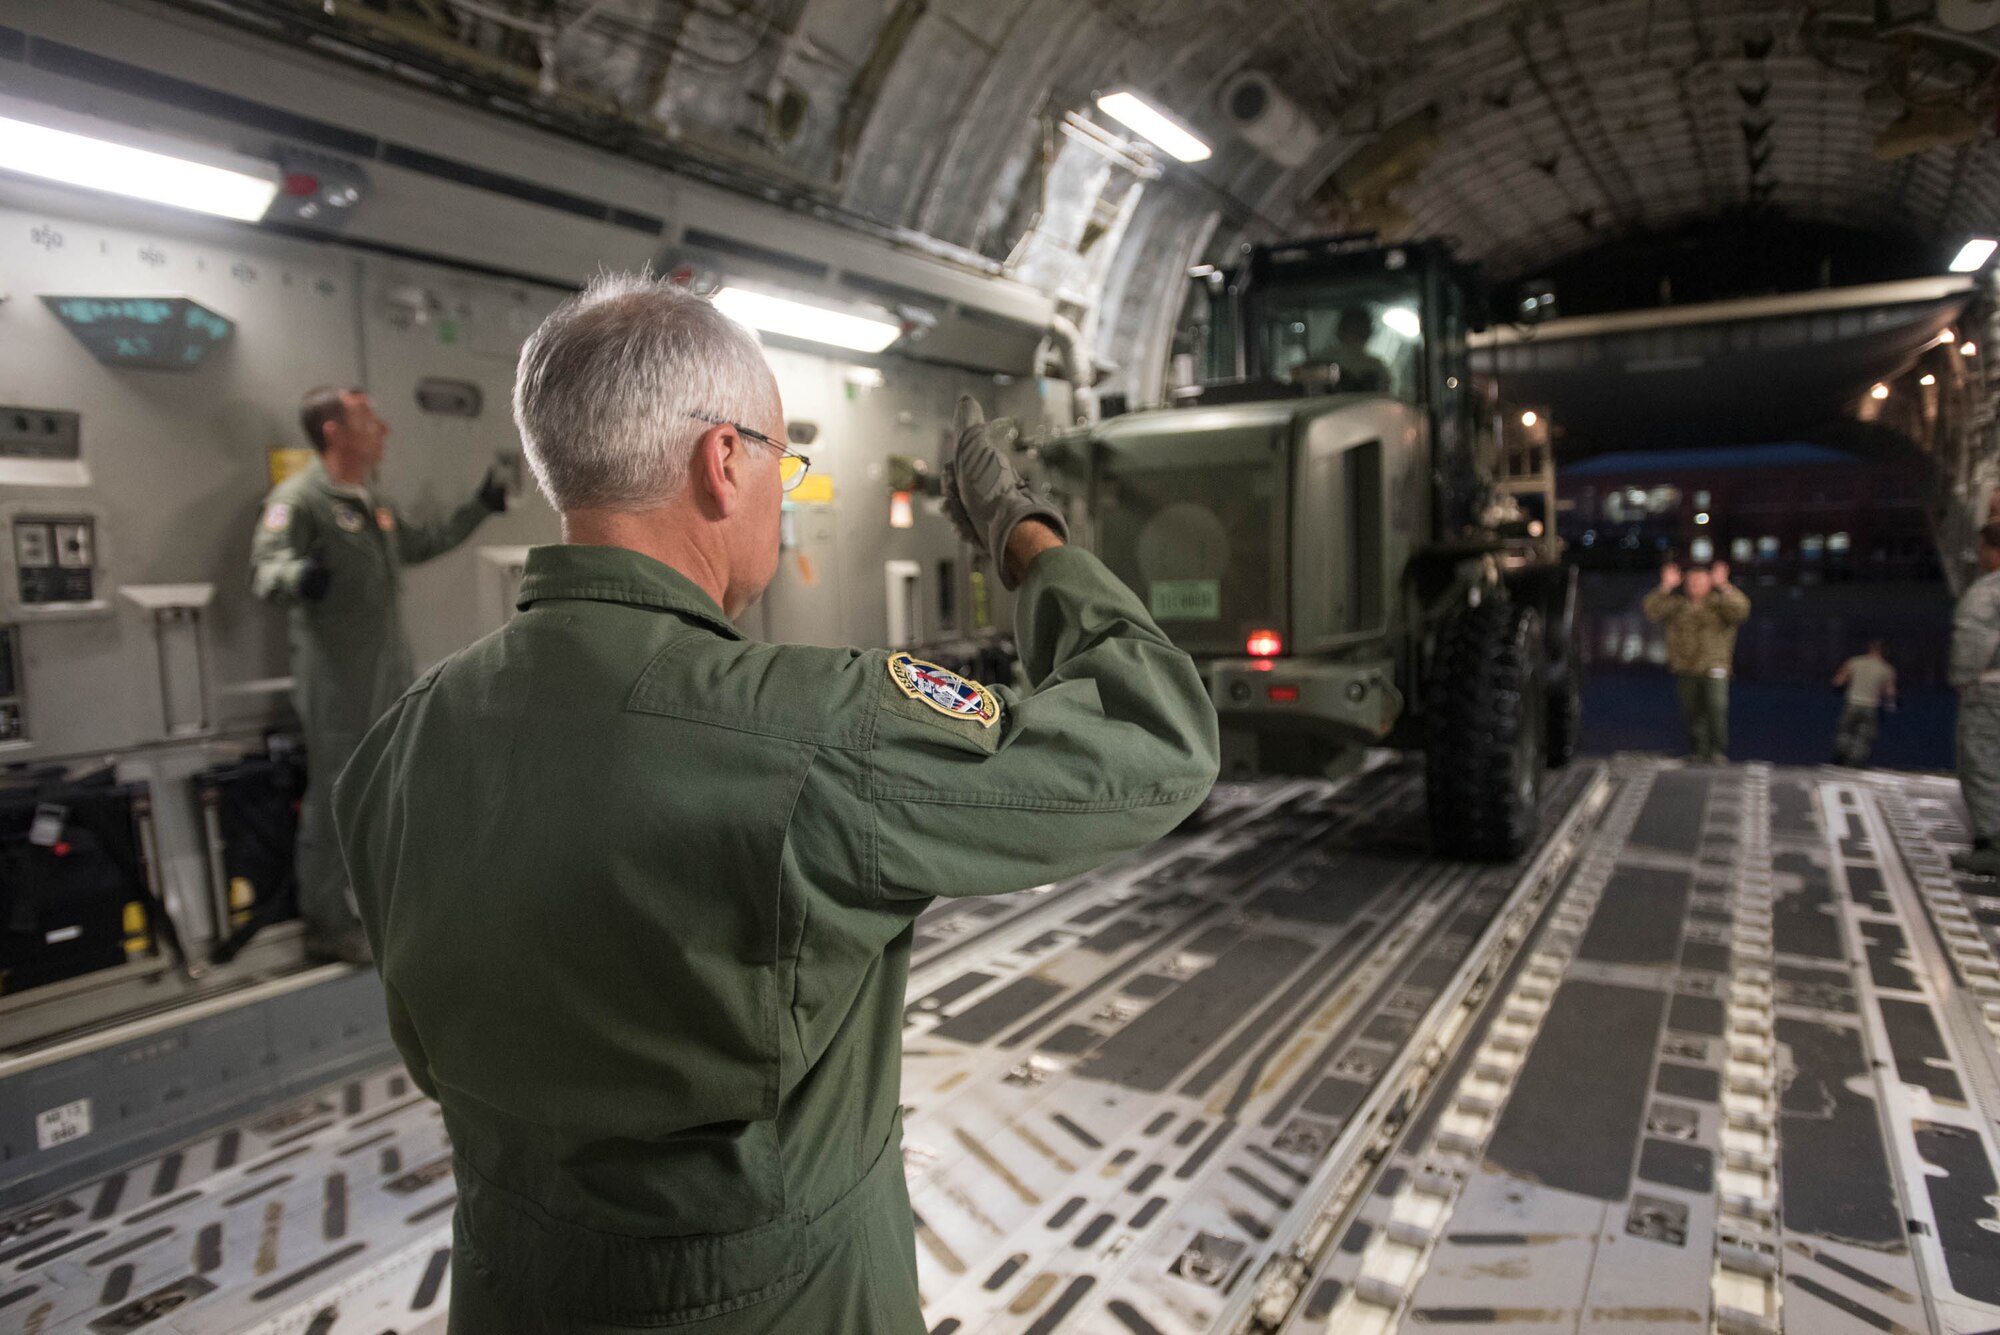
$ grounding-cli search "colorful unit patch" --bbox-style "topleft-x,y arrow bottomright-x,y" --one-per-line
261,502 -> 291,532
888,652 -> 1001,728
375,506 -> 395,532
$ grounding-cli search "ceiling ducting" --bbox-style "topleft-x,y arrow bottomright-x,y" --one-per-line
1218,70 -> 1321,169
1302,105 -> 1441,241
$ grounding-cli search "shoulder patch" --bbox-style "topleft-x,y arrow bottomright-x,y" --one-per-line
334,504 -> 365,533
887,652 -> 1000,729
261,502 -> 291,533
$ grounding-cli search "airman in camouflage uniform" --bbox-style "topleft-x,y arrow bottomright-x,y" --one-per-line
1643,560 -> 1751,764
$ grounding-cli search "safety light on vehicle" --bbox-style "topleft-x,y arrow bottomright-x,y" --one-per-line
1246,629 -> 1283,657
1267,685 -> 1301,703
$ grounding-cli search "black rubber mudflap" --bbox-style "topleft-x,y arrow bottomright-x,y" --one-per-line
1425,597 -> 1546,861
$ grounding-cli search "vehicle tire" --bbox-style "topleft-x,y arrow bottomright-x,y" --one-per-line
1425,596 -> 1547,861
1545,615 -> 1583,767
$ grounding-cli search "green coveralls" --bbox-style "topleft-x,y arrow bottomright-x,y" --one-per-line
333,543 -> 1220,1334
251,460 -> 491,943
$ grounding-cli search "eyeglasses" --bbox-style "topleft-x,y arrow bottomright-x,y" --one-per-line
688,412 -> 812,492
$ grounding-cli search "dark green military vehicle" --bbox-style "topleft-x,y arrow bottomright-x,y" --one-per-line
1048,236 -> 1578,860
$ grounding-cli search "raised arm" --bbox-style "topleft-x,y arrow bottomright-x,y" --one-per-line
868,538 -> 1220,900
393,465 -> 506,565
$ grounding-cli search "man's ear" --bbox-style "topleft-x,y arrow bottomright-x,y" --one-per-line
692,423 -> 740,517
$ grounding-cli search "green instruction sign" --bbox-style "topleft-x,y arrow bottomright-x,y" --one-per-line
1149,579 -> 1221,621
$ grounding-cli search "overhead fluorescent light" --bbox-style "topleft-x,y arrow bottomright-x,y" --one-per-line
1950,238 -> 1998,272
1382,305 -> 1422,338
0,111 -> 279,222
713,286 -> 901,353
1096,91 -> 1212,163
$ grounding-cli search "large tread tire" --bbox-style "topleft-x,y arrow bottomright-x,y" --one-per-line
1425,597 -> 1547,861
1545,615 -> 1584,768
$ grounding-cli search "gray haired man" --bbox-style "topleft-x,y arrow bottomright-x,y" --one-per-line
1952,522 -> 2000,874
333,274 -> 1218,1332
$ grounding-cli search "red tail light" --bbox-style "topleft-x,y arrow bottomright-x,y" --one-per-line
1246,629 -> 1283,657
1267,685 -> 1300,703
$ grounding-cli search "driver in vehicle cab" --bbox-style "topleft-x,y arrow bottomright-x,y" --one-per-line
1288,307 -> 1393,395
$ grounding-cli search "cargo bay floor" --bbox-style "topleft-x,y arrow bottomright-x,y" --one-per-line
5,757 -> 1999,1334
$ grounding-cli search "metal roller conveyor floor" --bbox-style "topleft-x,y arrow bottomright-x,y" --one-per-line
5,757 -> 2000,1334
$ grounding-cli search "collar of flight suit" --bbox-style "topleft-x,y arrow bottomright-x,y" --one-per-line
515,543 -> 744,640
303,458 -> 368,499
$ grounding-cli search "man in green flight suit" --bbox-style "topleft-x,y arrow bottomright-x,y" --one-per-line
252,386 -> 506,963
333,274 -> 1221,1334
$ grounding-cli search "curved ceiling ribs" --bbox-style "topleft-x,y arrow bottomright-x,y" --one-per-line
157,0 -> 2000,400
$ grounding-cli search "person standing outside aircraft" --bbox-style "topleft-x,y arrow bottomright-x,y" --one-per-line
252,386 -> 506,963
1831,639 -> 1896,766
333,275 -> 1221,1335
1950,523 -> 2000,874
1643,560 -> 1751,764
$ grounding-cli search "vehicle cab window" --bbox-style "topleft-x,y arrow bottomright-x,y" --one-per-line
1257,280 -> 1424,403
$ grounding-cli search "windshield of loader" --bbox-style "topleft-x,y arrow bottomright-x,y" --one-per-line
1254,275 -> 1424,401
1172,270 -> 1425,403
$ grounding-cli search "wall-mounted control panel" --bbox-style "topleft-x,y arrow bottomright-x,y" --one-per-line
17,517 -> 97,605
0,504 -> 111,620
